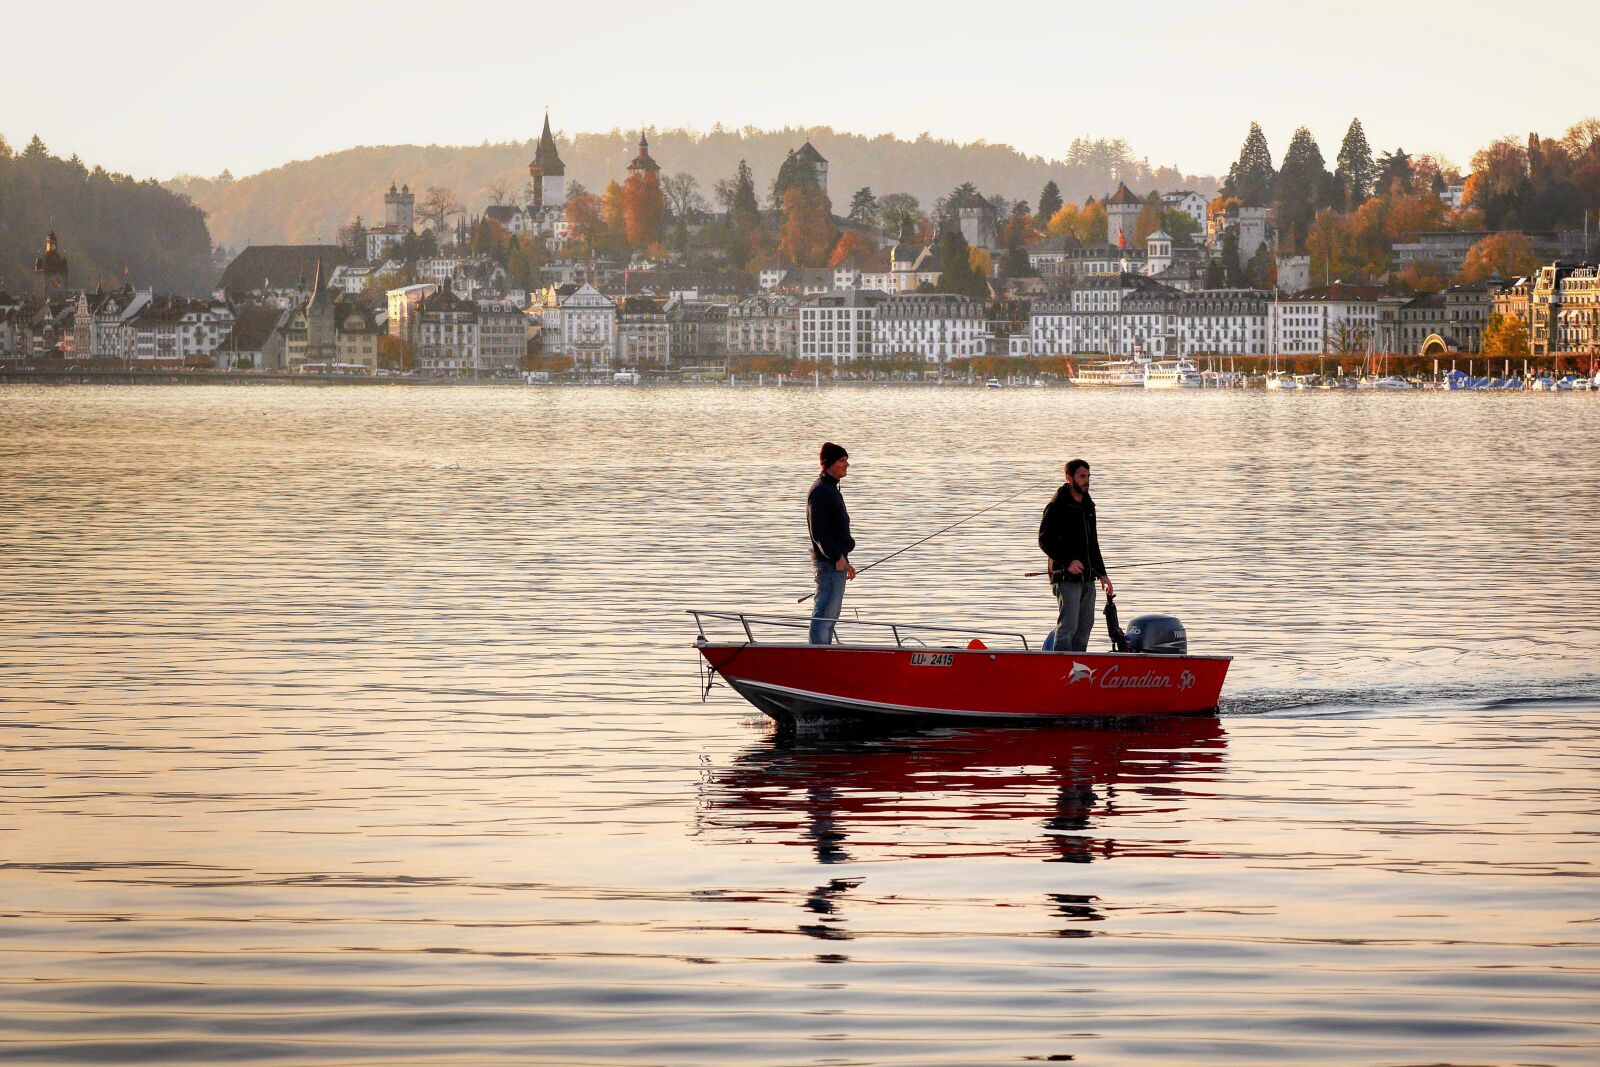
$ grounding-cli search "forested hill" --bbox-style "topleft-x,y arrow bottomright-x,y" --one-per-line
168,126 -> 1219,250
0,136 -> 216,297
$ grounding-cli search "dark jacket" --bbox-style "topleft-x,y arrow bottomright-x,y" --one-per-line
807,473 -> 856,563
1038,485 -> 1107,582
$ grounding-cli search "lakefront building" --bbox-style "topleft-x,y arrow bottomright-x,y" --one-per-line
725,294 -> 800,358
799,289 -> 887,363
873,293 -> 987,362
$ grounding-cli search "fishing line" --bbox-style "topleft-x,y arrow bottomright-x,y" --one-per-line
799,479 -> 1050,603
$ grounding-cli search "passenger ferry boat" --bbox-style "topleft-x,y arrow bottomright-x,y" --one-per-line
1069,357 -> 1149,387
1143,359 -> 1203,389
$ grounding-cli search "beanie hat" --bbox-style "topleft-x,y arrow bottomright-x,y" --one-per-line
819,442 -> 848,468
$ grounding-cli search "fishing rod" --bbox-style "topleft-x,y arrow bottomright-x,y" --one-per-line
799,479 -> 1049,603
1022,553 -> 1220,578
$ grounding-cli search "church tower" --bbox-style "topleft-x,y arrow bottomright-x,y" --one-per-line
529,112 -> 566,213
305,259 -> 337,364
34,231 -> 70,297
627,131 -> 660,176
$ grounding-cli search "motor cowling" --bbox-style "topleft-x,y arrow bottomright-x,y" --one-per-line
1125,614 -> 1187,655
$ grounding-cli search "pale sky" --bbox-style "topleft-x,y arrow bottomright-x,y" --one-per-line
3,0 -> 1591,182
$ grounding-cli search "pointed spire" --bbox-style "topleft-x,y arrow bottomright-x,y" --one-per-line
533,111 -> 564,176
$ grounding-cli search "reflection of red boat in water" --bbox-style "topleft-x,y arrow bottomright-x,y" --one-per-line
692,610 -> 1230,727
697,715 -> 1227,864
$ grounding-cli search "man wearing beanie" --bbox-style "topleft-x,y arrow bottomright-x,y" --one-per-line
806,442 -> 857,644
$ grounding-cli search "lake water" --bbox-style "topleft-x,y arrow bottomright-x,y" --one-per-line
2,383 -> 1598,1065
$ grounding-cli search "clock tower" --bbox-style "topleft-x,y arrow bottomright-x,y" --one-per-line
34,231 -> 70,297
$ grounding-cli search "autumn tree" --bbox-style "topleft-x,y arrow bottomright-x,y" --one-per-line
486,179 -> 510,206
564,190 -> 605,248
1395,261 -> 1450,294
1037,180 -> 1063,224
969,246 -> 993,281
1458,232 -> 1538,282
1305,209 -> 1356,285
828,231 -> 872,268
997,204 -> 1039,249
1335,117 -> 1375,208
471,217 -> 509,259
1046,201 -> 1106,244
1222,122 -> 1274,204
622,170 -> 667,249
1481,312 -> 1530,357
1132,198 -> 1164,244
778,183 -> 836,267
600,180 -> 627,253
1384,192 -> 1445,241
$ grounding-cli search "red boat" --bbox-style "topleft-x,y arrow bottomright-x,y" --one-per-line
692,610 -> 1230,726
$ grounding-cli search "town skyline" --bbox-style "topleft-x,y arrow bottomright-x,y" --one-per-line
3,0 -> 1594,184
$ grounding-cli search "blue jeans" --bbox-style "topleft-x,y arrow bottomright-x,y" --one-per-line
1052,579 -> 1097,652
810,559 -> 847,644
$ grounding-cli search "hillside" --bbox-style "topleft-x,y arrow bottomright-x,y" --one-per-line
0,136 -> 216,297
168,126 -> 1218,251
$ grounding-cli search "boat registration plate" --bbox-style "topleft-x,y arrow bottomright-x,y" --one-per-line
910,652 -> 954,667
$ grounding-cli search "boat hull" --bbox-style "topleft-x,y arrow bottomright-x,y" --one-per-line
699,643 -> 1230,726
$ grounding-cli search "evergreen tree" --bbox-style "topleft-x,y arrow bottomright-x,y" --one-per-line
933,225 -> 986,300
847,187 -> 878,226
1334,117 -> 1375,208
1222,122 -> 1274,205
1274,127 -> 1330,252
1037,180 -> 1063,224
1375,149 -> 1414,195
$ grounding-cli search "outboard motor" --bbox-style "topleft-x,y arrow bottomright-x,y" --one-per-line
1124,614 -> 1187,655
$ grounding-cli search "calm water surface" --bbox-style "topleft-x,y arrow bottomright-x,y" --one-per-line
1,384 -> 1598,1065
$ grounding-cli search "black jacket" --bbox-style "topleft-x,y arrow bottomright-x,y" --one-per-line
807,473 -> 856,563
1038,485 -> 1107,582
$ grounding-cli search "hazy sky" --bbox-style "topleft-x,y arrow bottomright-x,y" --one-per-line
4,0 -> 1591,182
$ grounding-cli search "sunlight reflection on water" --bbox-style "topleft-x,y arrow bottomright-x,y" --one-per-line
1,384 -> 1597,1064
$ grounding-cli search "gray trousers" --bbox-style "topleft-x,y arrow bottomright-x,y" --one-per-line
1052,579 -> 1097,652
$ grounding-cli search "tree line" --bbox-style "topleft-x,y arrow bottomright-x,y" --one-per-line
0,135 -> 217,296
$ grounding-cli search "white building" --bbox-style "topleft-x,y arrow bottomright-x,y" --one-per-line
1026,277 -> 1270,357
874,293 -> 986,362
557,283 -> 617,370
1160,191 -> 1208,232
1178,289 -> 1271,356
799,289 -> 887,363
1271,283 -> 1384,355
176,300 -> 236,359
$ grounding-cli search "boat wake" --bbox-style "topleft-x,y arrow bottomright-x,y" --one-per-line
1221,672 -> 1600,719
